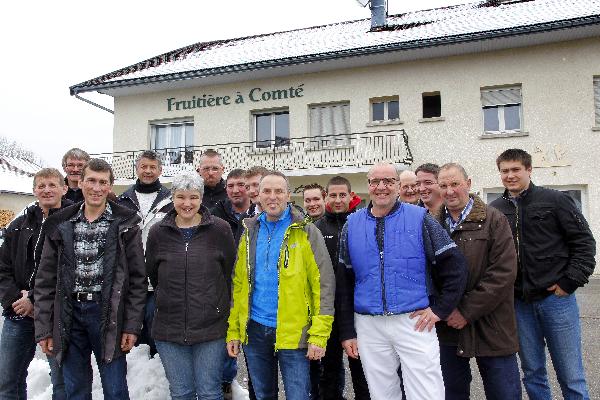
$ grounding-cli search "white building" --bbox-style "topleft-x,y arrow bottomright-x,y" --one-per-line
70,0 -> 600,257
0,156 -> 38,222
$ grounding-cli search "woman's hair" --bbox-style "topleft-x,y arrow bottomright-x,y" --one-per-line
171,172 -> 205,197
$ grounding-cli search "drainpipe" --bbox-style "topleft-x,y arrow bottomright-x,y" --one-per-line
370,0 -> 387,30
73,92 -> 114,114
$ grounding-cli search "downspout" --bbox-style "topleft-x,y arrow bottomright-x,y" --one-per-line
73,91 -> 114,114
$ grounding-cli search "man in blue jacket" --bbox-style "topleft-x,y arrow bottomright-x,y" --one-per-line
337,163 -> 467,400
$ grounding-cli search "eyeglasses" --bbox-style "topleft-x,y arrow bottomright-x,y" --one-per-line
401,184 -> 418,191
368,178 -> 397,187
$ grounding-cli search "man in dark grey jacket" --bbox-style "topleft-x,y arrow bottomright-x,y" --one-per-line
34,159 -> 147,400
490,149 -> 596,400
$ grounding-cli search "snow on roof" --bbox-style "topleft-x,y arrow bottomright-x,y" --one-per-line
71,0 -> 600,94
0,157 -> 39,195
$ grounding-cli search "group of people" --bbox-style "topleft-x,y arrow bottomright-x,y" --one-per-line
0,146 -> 595,400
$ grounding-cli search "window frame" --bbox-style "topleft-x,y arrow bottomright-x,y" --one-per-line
369,96 -> 400,123
593,76 -> 600,129
421,91 -> 442,119
251,108 -> 290,149
481,86 -> 523,135
308,101 -> 351,146
149,119 -> 194,164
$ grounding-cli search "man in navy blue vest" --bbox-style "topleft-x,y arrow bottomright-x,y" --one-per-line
336,163 -> 467,400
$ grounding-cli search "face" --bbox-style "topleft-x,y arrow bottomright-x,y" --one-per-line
246,174 -> 262,204
326,184 -> 352,214
63,157 -> 87,187
416,170 -> 441,206
173,189 -> 202,222
197,156 -> 224,188
34,176 -> 67,210
499,160 -> 532,196
79,169 -> 112,209
259,175 -> 290,221
438,168 -> 471,214
136,157 -> 162,184
303,189 -> 326,219
367,165 -> 400,213
399,172 -> 419,204
226,176 -> 249,208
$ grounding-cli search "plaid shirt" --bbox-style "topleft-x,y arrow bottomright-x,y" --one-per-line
445,197 -> 474,234
70,203 -> 113,293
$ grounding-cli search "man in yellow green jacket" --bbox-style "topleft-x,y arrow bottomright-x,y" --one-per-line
227,171 -> 335,400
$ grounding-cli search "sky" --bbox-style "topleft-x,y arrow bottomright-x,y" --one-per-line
0,0 -> 471,169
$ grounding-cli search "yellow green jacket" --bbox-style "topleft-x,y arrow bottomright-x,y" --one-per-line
226,206 -> 335,349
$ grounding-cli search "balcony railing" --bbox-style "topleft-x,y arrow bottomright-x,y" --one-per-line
92,129 -> 413,180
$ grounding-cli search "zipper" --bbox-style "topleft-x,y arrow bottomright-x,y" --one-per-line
184,241 -> 189,343
377,219 -> 389,314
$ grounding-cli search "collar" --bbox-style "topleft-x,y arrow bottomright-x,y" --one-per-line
367,200 -> 401,218
134,178 -> 162,194
70,202 -> 114,223
446,197 -> 474,232
259,204 -> 291,224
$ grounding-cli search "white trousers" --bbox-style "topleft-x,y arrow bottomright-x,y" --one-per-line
355,313 -> 445,400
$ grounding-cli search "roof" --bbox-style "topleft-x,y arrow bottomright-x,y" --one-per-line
0,157 -> 39,195
71,0 -> 600,96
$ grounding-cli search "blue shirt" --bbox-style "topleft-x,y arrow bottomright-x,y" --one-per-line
445,197 -> 474,234
250,206 -> 292,328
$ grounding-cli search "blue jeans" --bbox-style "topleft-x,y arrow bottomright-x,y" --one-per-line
244,319 -> 310,400
156,338 -> 226,400
515,294 -> 589,400
222,355 -> 238,384
440,344 -> 521,400
62,302 -> 129,400
0,317 -> 66,400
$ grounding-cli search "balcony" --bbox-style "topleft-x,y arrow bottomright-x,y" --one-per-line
92,129 -> 412,181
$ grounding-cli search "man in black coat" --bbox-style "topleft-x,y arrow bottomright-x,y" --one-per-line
61,148 -> 90,203
313,176 -> 370,400
490,148 -> 596,400
0,168 -> 70,399
197,149 -> 227,209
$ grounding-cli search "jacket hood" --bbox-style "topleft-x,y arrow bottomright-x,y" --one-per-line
324,193 -> 362,213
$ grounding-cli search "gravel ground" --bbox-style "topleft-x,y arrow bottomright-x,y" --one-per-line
235,277 -> 600,399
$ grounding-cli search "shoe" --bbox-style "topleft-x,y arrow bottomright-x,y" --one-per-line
223,382 -> 233,400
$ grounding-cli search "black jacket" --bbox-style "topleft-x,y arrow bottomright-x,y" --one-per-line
490,183 -> 596,301
210,199 -> 255,245
202,179 -> 227,209
62,178 -> 84,203
146,206 -> 236,345
0,201 -> 72,312
314,210 -> 353,274
34,201 -> 148,364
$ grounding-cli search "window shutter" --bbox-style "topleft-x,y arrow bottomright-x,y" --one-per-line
594,77 -> 600,126
481,88 -> 521,107
310,103 -> 350,136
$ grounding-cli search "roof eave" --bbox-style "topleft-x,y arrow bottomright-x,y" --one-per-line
69,15 -> 600,96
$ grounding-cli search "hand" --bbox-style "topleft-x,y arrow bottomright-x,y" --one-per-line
409,307 -> 440,332
341,338 -> 359,359
306,344 -> 326,361
12,290 -> 33,317
227,340 -> 240,358
39,338 -> 54,355
547,284 -> 568,297
446,308 -> 468,330
120,333 -> 137,352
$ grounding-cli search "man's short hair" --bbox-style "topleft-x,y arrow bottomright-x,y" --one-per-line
245,166 -> 269,179
199,149 -> 223,165
33,168 -> 64,188
61,148 -> 90,167
226,168 -> 246,182
261,171 -> 291,192
135,150 -> 163,168
496,148 -> 532,170
303,183 -> 326,199
81,158 -> 114,185
326,176 -> 351,192
439,163 -> 469,180
415,163 -> 441,179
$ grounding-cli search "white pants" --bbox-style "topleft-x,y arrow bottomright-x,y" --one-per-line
355,313 -> 444,400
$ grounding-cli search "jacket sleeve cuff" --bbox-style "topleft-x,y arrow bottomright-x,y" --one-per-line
557,276 -> 579,294
430,304 -> 451,321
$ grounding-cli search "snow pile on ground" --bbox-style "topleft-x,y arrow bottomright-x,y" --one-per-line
25,344 -> 249,400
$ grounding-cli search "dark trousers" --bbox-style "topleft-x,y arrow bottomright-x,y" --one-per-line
137,291 -> 157,357
440,344 -> 521,400
62,301 -> 129,400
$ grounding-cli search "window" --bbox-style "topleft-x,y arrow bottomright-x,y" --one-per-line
481,87 -> 522,133
594,77 -> 600,127
309,102 -> 350,142
370,97 -> 400,122
253,110 -> 289,148
150,120 -> 194,164
422,92 -> 441,118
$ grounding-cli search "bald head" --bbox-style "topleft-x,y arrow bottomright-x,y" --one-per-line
399,170 -> 418,205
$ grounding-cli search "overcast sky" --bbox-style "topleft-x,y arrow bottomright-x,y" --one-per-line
0,0 -> 470,169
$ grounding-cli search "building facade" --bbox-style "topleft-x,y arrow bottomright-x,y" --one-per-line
71,0 -> 600,260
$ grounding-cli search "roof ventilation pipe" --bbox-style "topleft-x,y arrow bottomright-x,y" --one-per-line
370,0 -> 387,30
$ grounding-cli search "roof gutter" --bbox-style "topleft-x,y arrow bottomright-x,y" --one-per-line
69,15 -> 600,95
73,93 -> 114,114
